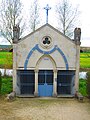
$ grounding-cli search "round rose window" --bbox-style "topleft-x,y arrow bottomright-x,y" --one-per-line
41,36 -> 52,48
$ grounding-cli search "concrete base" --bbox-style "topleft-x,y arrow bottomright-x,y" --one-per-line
34,92 -> 38,97
53,93 -> 57,97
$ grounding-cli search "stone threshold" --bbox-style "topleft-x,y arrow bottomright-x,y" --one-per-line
17,95 -> 34,98
57,95 -> 74,98
17,94 -> 74,98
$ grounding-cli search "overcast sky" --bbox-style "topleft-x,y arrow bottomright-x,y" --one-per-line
0,0 -> 90,47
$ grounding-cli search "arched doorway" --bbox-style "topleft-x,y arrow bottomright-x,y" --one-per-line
35,55 -> 57,97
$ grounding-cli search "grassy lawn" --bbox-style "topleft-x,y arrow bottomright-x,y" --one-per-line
0,52 -> 12,68
80,52 -> 90,68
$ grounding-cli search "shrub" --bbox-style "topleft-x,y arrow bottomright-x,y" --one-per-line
0,71 -> 2,94
79,79 -> 87,96
86,72 -> 90,98
1,76 -> 12,94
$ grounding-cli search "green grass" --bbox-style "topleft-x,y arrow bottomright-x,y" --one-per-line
1,76 -> 13,95
79,78 -> 87,96
80,52 -> 90,68
0,52 -> 12,68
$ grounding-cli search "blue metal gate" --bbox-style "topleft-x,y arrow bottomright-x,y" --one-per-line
38,70 -> 53,97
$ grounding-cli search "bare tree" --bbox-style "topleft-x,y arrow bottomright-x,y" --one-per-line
0,0 -> 25,44
29,0 -> 40,32
56,0 -> 79,38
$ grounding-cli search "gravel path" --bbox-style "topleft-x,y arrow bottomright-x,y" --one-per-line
0,97 -> 90,120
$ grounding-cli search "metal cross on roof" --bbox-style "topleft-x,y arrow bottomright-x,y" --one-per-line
44,4 -> 51,24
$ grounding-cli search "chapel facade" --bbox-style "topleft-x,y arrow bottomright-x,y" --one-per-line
13,24 -> 81,97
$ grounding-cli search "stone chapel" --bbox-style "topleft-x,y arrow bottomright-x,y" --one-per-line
13,24 -> 81,97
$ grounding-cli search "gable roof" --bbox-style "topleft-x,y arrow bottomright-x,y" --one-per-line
18,23 -> 75,44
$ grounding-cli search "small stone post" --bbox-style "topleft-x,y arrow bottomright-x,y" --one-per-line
13,25 -> 20,43
74,28 -> 81,43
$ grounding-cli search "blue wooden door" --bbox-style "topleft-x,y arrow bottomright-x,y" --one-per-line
38,70 -> 53,97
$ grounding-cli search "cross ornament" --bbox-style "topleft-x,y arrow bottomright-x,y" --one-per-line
44,4 -> 51,23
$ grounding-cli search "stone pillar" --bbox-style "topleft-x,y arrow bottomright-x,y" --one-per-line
53,70 -> 57,97
13,44 -> 22,96
34,69 -> 38,97
13,44 -> 19,94
75,44 -> 80,92
74,28 -> 81,93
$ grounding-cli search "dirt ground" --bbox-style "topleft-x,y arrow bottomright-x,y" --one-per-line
0,97 -> 90,120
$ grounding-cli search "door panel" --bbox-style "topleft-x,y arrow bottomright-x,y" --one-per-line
57,71 -> 75,95
38,70 -> 53,97
17,70 -> 35,95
